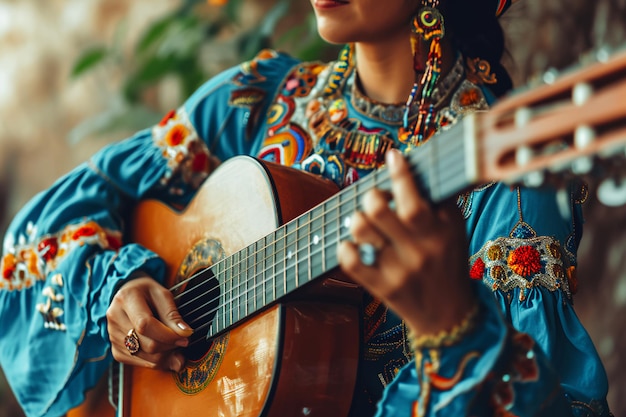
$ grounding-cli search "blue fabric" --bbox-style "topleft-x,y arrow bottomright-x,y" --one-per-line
376,282 -> 573,417
0,50 -> 610,417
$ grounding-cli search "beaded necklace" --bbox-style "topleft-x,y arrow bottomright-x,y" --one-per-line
307,44 -> 465,169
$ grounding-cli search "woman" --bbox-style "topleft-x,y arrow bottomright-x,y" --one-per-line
0,0 -> 610,416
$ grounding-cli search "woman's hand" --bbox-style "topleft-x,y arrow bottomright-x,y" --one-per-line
338,149 -> 475,336
106,276 -> 193,372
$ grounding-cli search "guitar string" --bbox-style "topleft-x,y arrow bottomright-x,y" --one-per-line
169,123 -> 459,299
171,169 -> 379,308
183,157 -> 470,345
185,157 -> 468,345
176,173 -> 374,331
179,135 -> 466,342
176,136 -> 467,324
172,131 -> 466,341
178,146 -> 467,331
181,136 -> 465,342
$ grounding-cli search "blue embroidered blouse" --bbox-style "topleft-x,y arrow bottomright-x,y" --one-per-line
0,50 -> 609,417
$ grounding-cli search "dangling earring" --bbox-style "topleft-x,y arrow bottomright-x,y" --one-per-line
401,0 -> 445,147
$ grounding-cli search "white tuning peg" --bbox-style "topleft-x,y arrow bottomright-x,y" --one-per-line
515,107 -> 532,128
524,171 -> 545,188
516,145 -> 533,166
572,125 -> 596,175
542,68 -> 558,85
597,178 -> 626,207
572,83 -> 593,106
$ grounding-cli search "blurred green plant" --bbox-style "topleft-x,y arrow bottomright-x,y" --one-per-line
69,0 -> 337,143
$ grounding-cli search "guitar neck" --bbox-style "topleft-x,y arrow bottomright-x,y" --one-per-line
196,47 -> 626,339
203,120 -> 474,338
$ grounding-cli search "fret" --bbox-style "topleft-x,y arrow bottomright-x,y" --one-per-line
255,239 -> 268,308
223,255 -> 231,330
274,227 -> 291,294
294,213 -> 310,284
309,206 -> 324,279
322,199 -> 340,271
244,244 -> 254,317
285,220 -> 298,288
251,240 -> 259,312
338,183 -> 358,231
231,250 -> 238,324
209,263 -> 221,337
265,234 -> 275,305
235,247 -> 244,323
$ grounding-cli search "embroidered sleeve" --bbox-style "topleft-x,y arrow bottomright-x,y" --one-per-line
462,182 -> 610,415
0,49 -> 303,417
375,282 -> 573,417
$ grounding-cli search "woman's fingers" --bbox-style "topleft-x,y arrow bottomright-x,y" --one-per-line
107,277 -> 191,372
109,329 -> 185,372
386,149 -> 433,229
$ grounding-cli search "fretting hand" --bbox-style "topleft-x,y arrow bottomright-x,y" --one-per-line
337,149 -> 475,336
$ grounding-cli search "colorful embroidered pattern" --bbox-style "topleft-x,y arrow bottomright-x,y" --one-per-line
152,107 -> 215,195
37,273 -> 66,331
233,49 -> 277,86
1,221 -> 121,292
412,349 -> 480,417
259,51 -> 485,189
469,236 -> 572,301
2,221 -> 121,331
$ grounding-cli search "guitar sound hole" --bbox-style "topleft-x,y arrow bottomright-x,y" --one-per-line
175,269 -> 220,361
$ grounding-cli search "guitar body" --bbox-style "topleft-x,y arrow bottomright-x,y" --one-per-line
118,157 -> 360,417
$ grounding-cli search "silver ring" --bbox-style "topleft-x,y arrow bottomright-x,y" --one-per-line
358,243 -> 379,267
124,328 -> 140,355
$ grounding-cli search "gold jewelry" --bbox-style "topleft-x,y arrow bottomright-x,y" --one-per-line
124,328 -> 140,355
408,303 -> 480,350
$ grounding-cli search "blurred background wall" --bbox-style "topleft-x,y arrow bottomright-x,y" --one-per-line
0,0 -> 624,416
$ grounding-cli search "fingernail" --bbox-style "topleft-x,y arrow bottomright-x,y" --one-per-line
386,148 -> 401,171
177,322 -> 194,335
176,338 -> 189,347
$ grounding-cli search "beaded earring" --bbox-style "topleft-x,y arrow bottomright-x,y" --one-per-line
401,0 -> 446,147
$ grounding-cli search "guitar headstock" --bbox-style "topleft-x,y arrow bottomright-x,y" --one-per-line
469,46 -> 626,206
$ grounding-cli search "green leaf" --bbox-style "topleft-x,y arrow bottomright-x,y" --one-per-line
70,47 -> 109,78
136,16 -> 178,54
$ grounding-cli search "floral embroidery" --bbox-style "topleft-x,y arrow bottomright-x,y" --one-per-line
151,106 -> 215,195
2,221 -> 121,331
469,257 -> 485,280
507,246 -> 542,277
1,221 -> 121,292
36,274 -> 66,331
469,236 -> 572,302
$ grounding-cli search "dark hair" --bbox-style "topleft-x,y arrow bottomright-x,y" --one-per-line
443,0 -> 513,97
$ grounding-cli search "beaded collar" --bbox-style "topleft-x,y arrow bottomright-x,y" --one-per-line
350,53 -> 465,126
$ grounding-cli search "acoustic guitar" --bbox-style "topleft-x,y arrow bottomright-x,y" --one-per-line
68,46 -> 626,417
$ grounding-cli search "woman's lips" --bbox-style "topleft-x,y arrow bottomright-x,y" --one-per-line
314,0 -> 349,9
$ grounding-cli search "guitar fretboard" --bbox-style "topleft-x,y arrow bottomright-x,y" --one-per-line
176,120 -> 476,339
